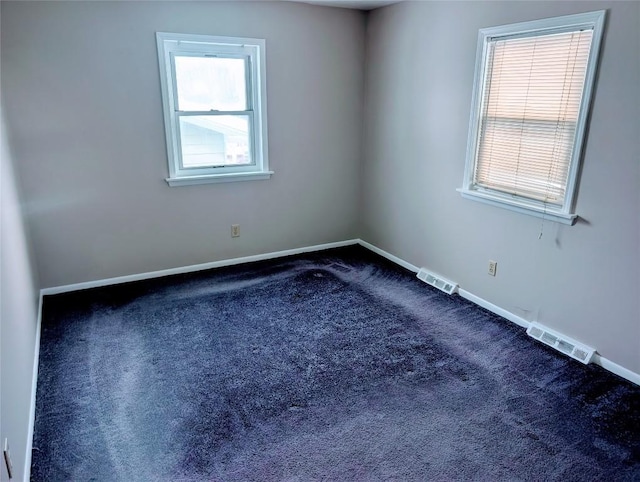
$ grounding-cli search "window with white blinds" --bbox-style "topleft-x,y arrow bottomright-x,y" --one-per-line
461,11 -> 606,225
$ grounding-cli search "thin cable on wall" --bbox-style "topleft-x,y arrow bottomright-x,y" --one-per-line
538,31 -> 584,240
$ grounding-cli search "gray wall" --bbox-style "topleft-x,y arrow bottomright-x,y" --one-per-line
1,108 -> 40,481
362,1 -> 640,373
1,1 -> 365,288
2,9 -> 639,481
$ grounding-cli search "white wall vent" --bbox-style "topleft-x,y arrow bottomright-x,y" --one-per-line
526,322 -> 595,364
416,268 -> 458,295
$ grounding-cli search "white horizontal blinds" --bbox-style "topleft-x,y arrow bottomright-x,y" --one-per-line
475,28 -> 594,204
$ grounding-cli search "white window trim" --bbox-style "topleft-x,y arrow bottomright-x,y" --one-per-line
459,11 -> 606,225
156,32 -> 272,186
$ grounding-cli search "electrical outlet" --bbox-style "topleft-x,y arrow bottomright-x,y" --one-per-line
231,224 -> 240,238
488,260 -> 497,277
4,438 -> 13,479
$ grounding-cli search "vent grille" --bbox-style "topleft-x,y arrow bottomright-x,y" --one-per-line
416,268 -> 458,295
541,332 -> 557,345
573,348 -> 589,362
529,326 -> 543,338
526,322 -> 595,364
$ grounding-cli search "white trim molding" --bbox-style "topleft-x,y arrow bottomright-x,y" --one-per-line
24,294 -> 43,482
357,240 -> 419,273
457,289 -> 531,329
592,355 -> 640,386
457,189 -> 578,226
40,240 -> 360,295
354,241 -> 640,387
166,171 -> 273,187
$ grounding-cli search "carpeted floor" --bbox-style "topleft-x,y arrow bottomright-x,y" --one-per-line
32,246 -> 639,481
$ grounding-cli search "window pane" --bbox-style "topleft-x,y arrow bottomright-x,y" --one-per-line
178,115 -> 251,168
174,56 -> 246,111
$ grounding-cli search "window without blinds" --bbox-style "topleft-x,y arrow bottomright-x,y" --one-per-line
156,32 -> 271,187
475,29 -> 593,204
174,56 -> 252,169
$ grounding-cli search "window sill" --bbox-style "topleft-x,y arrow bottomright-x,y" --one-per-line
166,171 -> 274,187
457,188 -> 577,225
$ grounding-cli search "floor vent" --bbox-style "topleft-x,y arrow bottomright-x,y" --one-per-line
416,268 -> 458,295
526,322 -> 595,364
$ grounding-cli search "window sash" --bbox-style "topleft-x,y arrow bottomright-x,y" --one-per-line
169,52 -> 256,174
175,111 -> 255,173
170,52 -> 252,113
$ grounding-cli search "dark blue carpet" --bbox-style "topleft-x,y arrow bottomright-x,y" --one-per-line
32,246 -> 639,481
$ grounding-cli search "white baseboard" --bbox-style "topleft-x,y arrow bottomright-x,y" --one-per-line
24,293 -> 43,482
357,240 -> 419,273
40,239 -> 360,296
356,240 -> 640,387
592,354 -> 640,386
457,289 -> 531,329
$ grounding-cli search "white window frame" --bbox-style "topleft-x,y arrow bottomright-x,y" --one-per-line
156,32 -> 272,186
459,11 -> 606,225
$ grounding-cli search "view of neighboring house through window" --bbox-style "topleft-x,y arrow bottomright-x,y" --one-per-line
460,11 -> 606,225
175,56 -> 250,168
156,33 -> 271,186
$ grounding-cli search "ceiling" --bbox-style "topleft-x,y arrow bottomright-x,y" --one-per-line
292,0 -> 402,10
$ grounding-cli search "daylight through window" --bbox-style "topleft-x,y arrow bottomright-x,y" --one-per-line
156,33 -> 271,186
